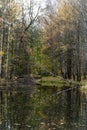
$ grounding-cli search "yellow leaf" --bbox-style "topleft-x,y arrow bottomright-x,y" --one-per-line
0,51 -> 4,56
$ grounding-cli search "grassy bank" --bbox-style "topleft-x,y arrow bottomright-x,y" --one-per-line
36,76 -> 81,88
0,76 -> 87,89
80,79 -> 87,86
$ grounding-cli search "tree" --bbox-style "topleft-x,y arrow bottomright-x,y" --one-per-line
0,0 -> 41,79
43,0 -> 85,80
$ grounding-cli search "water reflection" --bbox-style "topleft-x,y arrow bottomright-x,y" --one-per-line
0,86 -> 87,130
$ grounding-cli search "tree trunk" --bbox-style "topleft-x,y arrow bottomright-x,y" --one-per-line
6,25 -> 10,78
0,0 -> 4,78
76,22 -> 81,81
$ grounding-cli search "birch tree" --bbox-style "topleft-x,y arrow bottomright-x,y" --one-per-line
0,0 -> 4,78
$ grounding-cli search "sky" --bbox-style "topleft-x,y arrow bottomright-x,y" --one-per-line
15,0 -> 57,10
14,0 -> 46,23
14,0 -> 57,19
15,0 -> 46,7
15,0 -> 46,16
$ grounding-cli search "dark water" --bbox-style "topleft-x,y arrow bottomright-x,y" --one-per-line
0,85 -> 87,130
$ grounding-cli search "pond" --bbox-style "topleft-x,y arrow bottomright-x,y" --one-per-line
0,85 -> 87,130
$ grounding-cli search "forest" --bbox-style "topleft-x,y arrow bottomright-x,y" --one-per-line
0,0 -> 87,83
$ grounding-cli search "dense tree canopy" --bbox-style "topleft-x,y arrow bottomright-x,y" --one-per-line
0,0 -> 87,81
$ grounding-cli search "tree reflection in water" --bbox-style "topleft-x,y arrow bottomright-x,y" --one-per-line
0,86 -> 87,130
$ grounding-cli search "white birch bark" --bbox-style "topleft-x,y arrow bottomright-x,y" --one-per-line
0,0 -> 4,77
6,25 -> 10,78
6,0 -> 11,78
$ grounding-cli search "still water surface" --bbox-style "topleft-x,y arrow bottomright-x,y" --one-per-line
0,85 -> 87,130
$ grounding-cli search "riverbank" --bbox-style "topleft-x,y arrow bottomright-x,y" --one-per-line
0,76 -> 35,88
36,76 -> 81,87
0,75 -> 86,89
